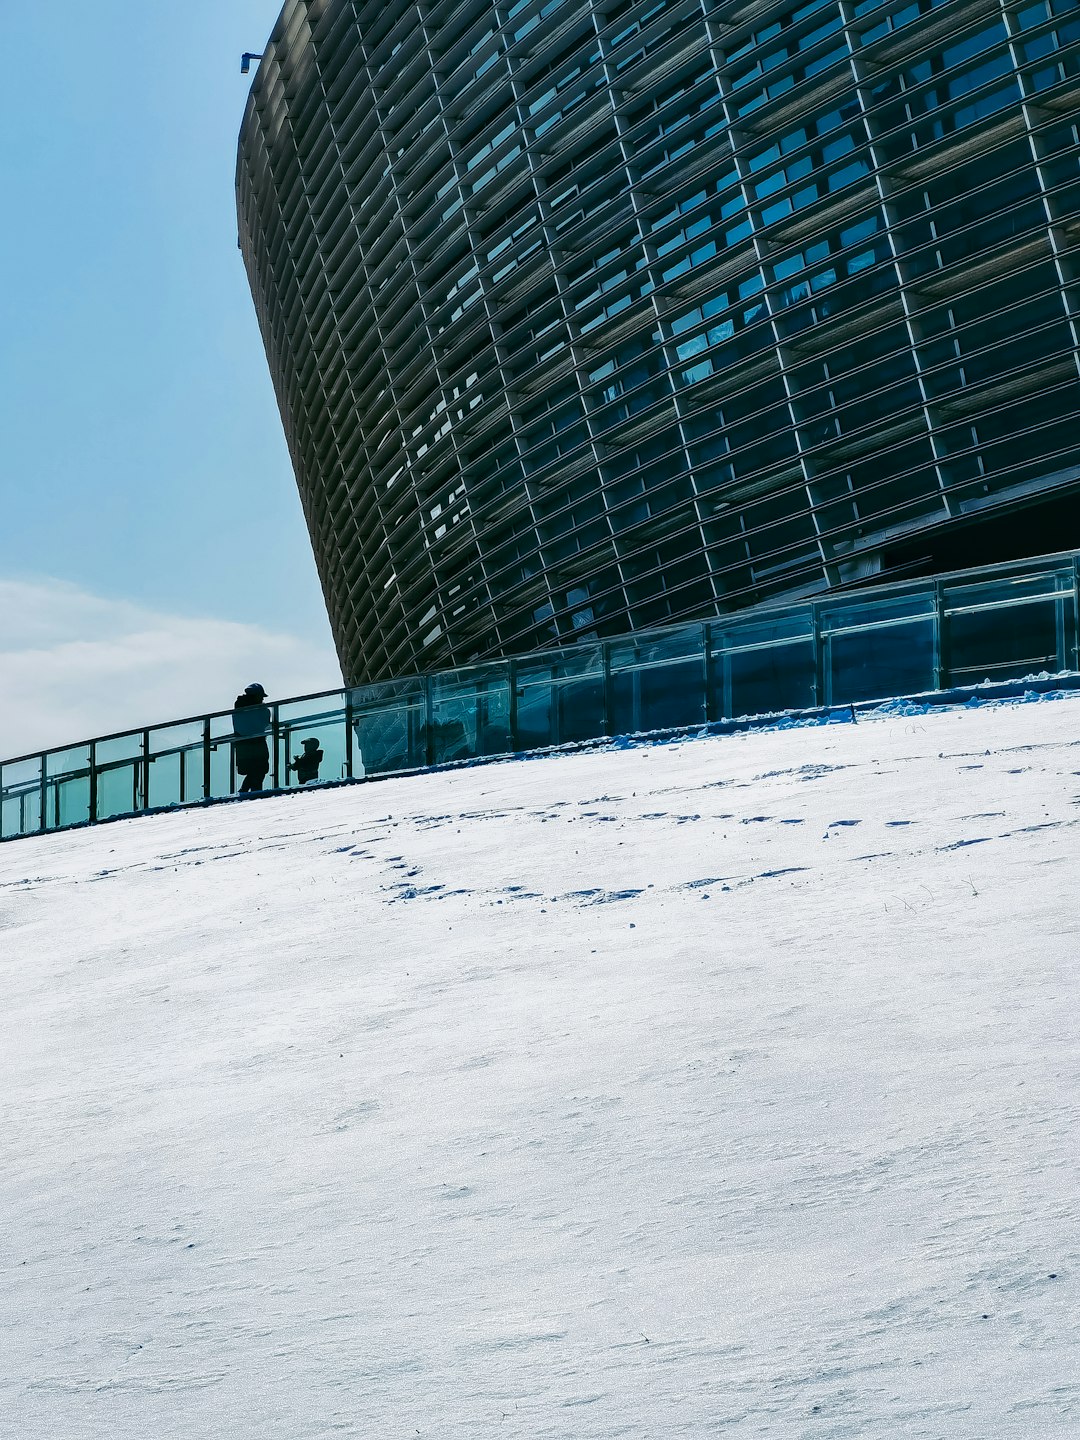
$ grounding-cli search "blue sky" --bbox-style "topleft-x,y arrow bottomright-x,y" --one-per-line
0,1 -> 342,755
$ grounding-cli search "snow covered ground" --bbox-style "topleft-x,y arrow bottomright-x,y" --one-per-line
1,696 -> 1078,1439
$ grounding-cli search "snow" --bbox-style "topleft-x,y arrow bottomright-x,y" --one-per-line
2,696 -> 1078,1438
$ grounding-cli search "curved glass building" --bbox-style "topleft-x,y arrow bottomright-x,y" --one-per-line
237,0 -> 1080,686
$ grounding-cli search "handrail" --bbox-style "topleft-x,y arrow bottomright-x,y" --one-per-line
4,544 -> 1080,840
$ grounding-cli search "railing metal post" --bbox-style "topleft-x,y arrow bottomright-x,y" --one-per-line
507,659 -> 519,752
703,623 -> 717,723
935,580 -> 949,689
202,717 -> 212,799
1056,569 -> 1068,674
424,674 -> 435,767
88,742 -> 98,825
271,704 -> 280,789
812,602 -> 825,708
602,641 -> 614,735
1072,558 -> 1080,672
141,731 -> 151,810
938,578 -> 956,685
39,761 -> 48,834
344,688 -> 354,779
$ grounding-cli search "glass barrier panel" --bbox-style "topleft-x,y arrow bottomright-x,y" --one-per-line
943,571 -> 1071,613
819,592 -> 936,632
429,665 -> 512,764
607,628 -> 706,734
945,597 -> 1071,685
351,676 -> 426,777
711,611 -> 816,718
95,733 -> 147,821
820,594 -> 937,705
351,678 -> 427,777
1,758 -> 43,838
826,621 -> 937,704
208,715 -> 239,800
514,646 -> 606,750
276,695 -> 348,788
5,551 -> 1080,843
44,746 -> 92,830
147,723 -> 207,810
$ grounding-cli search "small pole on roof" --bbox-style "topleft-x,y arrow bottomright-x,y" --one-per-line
241,52 -> 264,74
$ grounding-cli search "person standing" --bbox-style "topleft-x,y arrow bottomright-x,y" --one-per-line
232,683 -> 272,792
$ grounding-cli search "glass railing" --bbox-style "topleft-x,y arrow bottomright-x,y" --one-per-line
4,548 -> 1079,841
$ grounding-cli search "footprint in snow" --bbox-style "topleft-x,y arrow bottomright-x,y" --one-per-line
557,888 -> 644,905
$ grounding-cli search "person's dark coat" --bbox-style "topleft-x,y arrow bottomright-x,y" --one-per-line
290,740 -> 323,785
233,692 -> 271,778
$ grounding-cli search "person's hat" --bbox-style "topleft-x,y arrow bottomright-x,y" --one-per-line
244,683 -> 267,697
301,737 -> 320,750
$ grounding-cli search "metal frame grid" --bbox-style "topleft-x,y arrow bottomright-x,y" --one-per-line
236,0 -> 1080,688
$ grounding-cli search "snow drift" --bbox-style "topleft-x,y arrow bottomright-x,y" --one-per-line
1,696 -> 1078,1438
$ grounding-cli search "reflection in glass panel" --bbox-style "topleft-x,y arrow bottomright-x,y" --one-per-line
730,644 -> 815,716
5,551 -> 1080,842
819,593 -> 936,632
1,758 -> 42,838
44,747 -> 92,829
351,679 -> 427,776
943,571 -> 1068,613
147,723 -> 206,809
827,620 -> 936,704
608,629 -> 706,733
712,612 -> 816,718
277,698 -> 348,787
208,715 -> 237,799
946,598 -> 1067,683
95,733 -> 146,821
429,665 -> 512,764
515,646 -> 606,749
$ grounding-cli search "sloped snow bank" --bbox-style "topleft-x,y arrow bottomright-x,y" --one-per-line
1,696 -> 1078,1439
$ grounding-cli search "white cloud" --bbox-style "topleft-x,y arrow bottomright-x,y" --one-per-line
0,577 -> 343,758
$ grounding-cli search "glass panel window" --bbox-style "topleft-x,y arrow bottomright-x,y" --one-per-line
429,665 -> 512,764
946,598 -> 1070,683
208,715 -> 239,800
351,679 -> 428,776
1,758 -> 43,838
276,697 -> 348,787
607,629 -> 706,733
826,620 -> 936,703
514,646 -> 606,748
95,732 -> 146,821
711,612 -> 816,717
147,722 -> 206,809
44,747 -> 93,830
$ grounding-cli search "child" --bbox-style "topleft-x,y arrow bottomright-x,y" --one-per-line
289,736 -> 324,785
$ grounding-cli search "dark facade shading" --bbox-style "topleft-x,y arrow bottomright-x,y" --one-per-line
237,0 -> 1080,687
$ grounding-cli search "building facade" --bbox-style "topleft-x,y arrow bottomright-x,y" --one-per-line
237,0 -> 1080,687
